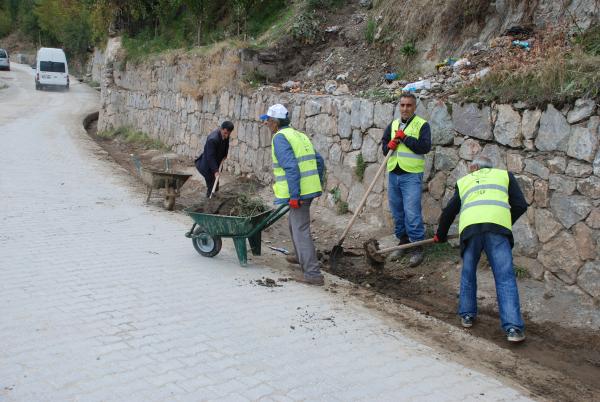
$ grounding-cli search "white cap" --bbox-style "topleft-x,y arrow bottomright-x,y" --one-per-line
260,104 -> 288,120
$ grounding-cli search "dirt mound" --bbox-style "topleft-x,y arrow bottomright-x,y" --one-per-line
192,178 -> 268,217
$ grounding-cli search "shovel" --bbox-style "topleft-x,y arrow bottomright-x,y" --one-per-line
330,150 -> 393,269
363,235 -> 458,269
209,161 -> 224,199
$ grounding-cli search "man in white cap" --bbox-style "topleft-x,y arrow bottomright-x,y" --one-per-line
261,104 -> 326,286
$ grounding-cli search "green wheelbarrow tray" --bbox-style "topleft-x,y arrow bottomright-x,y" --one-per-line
184,203 -> 290,266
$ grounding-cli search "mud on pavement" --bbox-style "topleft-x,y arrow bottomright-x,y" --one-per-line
85,115 -> 599,401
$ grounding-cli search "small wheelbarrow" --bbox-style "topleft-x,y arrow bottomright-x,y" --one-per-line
131,155 -> 192,211
184,203 -> 290,266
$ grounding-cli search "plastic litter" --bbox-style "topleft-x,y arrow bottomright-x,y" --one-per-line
512,40 -> 530,51
384,72 -> 398,82
402,79 -> 431,92
452,58 -> 471,72
266,245 -> 290,255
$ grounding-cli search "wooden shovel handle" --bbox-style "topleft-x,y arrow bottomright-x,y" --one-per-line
375,235 -> 459,255
209,161 -> 224,199
336,151 -> 393,246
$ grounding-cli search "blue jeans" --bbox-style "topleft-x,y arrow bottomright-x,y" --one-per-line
459,232 -> 524,332
387,172 -> 425,242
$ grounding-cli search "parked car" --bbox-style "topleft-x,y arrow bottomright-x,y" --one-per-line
0,48 -> 9,71
35,47 -> 69,90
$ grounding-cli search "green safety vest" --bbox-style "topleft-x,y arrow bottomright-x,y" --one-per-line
457,168 -> 512,234
387,115 -> 427,173
271,127 -> 322,200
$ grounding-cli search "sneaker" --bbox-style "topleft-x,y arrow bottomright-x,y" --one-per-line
285,254 -> 299,265
388,236 -> 410,261
408,246 -> 424,267
461,315 -> 474,328
506,328 -> 526,343
293,274 -> 324,286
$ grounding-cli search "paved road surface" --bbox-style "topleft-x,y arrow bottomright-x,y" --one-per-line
0,65 -> 532,401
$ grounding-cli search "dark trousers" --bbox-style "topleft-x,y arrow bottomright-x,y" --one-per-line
203,173 -> 219,198
195,160 -> 219,198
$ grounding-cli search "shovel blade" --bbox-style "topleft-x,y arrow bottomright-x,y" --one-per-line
329,245 -> 344,269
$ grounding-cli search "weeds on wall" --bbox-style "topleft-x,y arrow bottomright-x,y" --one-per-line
329,187 -> 349,215
355,153 -> 366,182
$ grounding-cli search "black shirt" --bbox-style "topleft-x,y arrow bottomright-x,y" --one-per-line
381,114 -> 432,174
435,171 -> 528,254
195,128 -> 229,175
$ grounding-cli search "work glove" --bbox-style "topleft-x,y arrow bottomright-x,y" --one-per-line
387,139 -> 399,151
433,234 -> 447,243
394,129 -> 406,141
289,199 -> 300,209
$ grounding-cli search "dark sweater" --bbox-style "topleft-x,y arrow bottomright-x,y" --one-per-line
381,114 -> 432,174
435,171 -> 528,254
195,128 -> 229,175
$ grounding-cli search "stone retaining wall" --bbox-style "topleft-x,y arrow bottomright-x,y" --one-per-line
98,48 -> 600,302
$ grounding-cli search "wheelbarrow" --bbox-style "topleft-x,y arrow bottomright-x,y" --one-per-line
131,155 -> 192,211
184,203 -> 290,266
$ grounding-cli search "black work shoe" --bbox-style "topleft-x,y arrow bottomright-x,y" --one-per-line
461,315 -> 474,328
285,254 -> 299,265
293,274 -> 324,286
506,328 -> 526,343
408,246 -> 424,267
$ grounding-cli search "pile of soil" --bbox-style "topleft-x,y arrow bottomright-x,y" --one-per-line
192,179 -> 268,217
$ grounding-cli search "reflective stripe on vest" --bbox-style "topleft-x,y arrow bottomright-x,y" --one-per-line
457,168 -> 512,234
271,127 -> 322,199
387,115 -> 427,173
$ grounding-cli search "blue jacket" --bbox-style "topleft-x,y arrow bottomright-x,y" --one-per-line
273,126 -> 325,204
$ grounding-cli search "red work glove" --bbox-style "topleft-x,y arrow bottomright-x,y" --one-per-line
394,129 -> 406,141
433,234 -> 447,243
289,199 -> 300,209
387,139 -> 398,151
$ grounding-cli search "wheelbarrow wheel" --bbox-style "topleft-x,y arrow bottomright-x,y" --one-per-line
192,226 -> 222,257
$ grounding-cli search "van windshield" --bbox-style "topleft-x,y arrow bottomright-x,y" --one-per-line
0,50 -> 7,58
40,61 -> 65,73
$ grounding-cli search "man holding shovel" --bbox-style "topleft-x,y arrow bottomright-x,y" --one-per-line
433,156 -> 528,342
381,93 -> 431,266
261,104 -> 326,286
195,121 -> 234,197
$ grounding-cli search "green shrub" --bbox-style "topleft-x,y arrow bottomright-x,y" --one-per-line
336,201 -> 349,215
355,153 -> 366,182
400,42 -> 417,57
291,10 -> 321,44
514,265 -> 529,279
574,24 -> 600,56
365,17 -> 376,44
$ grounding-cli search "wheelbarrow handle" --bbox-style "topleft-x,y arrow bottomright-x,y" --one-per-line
375,235 -> 459,255
245,203 -> 290,238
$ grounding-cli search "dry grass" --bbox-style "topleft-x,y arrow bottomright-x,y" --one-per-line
179,42 -> 243,100
458,27 -> 600,106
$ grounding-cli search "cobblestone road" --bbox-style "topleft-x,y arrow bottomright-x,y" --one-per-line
0,65 -> 533,401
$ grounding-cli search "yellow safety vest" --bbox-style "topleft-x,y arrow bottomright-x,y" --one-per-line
457,168 -> 512,234
387,115 -> 427,173
272,127 -> 322,201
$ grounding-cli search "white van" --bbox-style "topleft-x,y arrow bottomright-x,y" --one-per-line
35,47 -> 69,90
